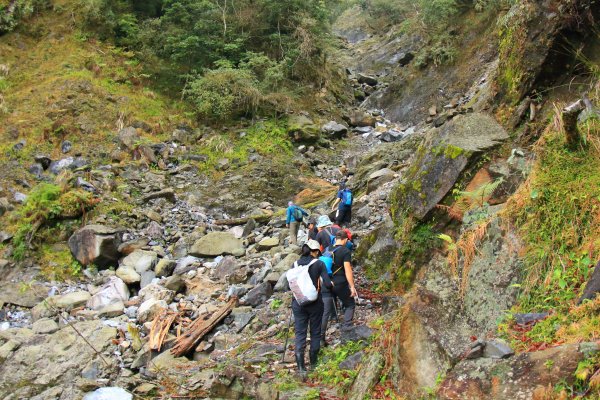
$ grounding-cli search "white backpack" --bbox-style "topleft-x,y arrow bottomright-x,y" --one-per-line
286,259 -> 320,306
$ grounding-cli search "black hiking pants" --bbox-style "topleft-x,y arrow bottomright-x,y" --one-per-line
336,206 -> 351,227
332,281 -> 355,329
292,297 -> 324,355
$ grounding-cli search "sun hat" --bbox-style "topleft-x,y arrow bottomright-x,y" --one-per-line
304,239 -> 321,251
316,215 -> 333,228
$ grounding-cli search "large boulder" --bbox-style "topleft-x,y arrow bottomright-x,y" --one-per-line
190,232 -> 245,258
391,113 -> 508,221
366,168 -> 396,193
87,277 -> 130,311
242,282 -> 273,307
321,121 -> 349,139
68,225 -> 124,269
287,115 -> 320,143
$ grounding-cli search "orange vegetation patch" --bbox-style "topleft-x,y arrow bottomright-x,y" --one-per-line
295,177 -> 337,205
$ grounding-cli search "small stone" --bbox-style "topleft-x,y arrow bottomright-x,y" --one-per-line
122,250 -> 158,274
341,325 -> 373,343
61,140 -> 72,154
483,340 -> 514,359
32,318 -> 59,334
155,258 -> 176,277
116,266 -> 141,284
164,275 -> 186,293
97,301 -> 125,318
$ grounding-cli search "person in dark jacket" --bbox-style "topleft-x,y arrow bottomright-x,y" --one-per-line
291,239 -> 333,376
332,182 -> 352,227
315,215 -> 340,252
321,230 -> 356,340
307,217 -> 319,241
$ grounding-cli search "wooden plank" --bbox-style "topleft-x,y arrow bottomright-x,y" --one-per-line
170,297 -> 237,357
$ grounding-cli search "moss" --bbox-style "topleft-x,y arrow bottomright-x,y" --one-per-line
496,2 -> 535,105
443,144 -> 464,159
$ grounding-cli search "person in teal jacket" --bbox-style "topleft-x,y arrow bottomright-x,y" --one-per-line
286,201 -> 308,245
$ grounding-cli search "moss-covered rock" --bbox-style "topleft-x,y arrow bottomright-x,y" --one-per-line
390,113 -> 508,222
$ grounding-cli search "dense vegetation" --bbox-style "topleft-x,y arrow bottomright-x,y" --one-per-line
75,0 -> 344,120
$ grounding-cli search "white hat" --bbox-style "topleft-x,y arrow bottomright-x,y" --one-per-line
304,239 -> 320,251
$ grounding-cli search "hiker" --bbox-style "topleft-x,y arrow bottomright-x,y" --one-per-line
321,230 -> 356,338
286,201 -> 308,246
307,217 -> 319,241
290,240 -> 333,376
315,215 -> 340,252
331,182 -> 353,227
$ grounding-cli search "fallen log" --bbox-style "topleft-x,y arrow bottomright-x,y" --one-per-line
213,214 -> 271,226
149,311 -> 179,351
170,297 -> 237,357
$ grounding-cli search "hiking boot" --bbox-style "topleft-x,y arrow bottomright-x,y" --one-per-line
320,339 -> 328,348
295,352 -> 307,379
309,349 -> 320,369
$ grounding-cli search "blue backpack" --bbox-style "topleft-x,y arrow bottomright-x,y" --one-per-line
319,246 -> 341,276
323,227 -> 336,247
341,189 -> 353,207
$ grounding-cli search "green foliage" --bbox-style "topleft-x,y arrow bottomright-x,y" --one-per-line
302,389 -> 321,400
10,183 -> 98,260
0,0 -> 49,34
270,298 -> 283,310
501,111 -> 600,348
196,120 -> 292,171
76,0 -> 342,118
310,340 -> 365,392
185,67 -> 261,120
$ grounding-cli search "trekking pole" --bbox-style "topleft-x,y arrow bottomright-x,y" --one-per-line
282,302 -> 294,363
332,297 -> 340,323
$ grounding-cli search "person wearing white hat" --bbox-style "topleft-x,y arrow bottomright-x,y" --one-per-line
290,239 -> 333,377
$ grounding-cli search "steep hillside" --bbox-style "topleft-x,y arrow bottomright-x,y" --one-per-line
0,1 -> 600,400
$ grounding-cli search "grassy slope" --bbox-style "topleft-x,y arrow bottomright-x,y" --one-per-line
0,1 -> 188,185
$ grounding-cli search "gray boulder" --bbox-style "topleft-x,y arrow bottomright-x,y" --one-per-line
321,121 -> 349,139
117,127 -> 139,150
243,282 -> 273,307
68,225 -> 123,269
87,276 -> 129,311
366,168 -> 396,193
121,250 -> 158,274
190,232 -> 245,257
357,73 -> 378,86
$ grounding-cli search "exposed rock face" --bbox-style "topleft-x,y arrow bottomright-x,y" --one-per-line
438,343 -> 594,399
391,113 -> 508,221
0,321 -> 117,399
190,232 -> 245,257
68,225 -> 124,269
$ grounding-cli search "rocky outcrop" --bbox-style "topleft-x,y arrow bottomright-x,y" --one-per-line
391,113 -> 508,221
68,225 -> 124,269
0,321 -> 117,399
438,343 -> 597,399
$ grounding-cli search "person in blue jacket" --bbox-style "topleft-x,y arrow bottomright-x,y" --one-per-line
286,201 -> 308,245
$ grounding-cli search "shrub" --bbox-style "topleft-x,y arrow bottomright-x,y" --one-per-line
184,68 -> 262,121
11,183 -> 98,260
0,0 -> 49,34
